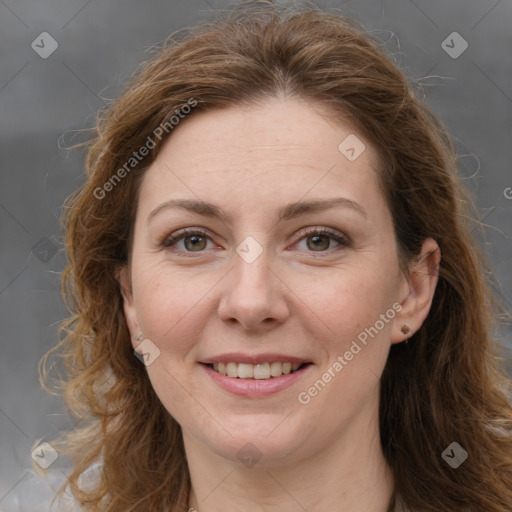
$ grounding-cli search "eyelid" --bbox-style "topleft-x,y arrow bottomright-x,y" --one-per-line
293,226 -> 352,249
160,226 -> 351,255
161,228 -> 216,249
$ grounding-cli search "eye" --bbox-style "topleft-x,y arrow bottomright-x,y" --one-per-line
162,229 -> 215,255
293,227 -> 350,254
161,227 -> 350,257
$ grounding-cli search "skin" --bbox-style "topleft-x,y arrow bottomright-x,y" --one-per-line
118,96 -> 440,512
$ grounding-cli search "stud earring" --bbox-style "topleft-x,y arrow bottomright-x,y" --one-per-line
135,331 -> 143,342
401,324 -> 411,344
401,324 -> 411,336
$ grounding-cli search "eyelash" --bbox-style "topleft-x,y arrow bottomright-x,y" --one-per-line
161,227 -> 351,257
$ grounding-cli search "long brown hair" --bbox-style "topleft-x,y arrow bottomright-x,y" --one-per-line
39,1 -> 512,510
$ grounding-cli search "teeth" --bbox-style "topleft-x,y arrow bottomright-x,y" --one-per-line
270,361 -> 282,377
238,363 -> 254,379
210,361 -> 304,379
253,363 -> 270,380
226,362 -> 238,378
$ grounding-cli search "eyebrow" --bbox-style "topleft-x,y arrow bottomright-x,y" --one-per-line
147,197 -> 367,225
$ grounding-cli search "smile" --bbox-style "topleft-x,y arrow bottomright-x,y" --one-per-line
209,361 -> 305,379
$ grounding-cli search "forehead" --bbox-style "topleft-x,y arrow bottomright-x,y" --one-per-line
137,97 -> 385,221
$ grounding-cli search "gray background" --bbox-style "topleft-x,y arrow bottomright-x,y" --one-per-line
1,0 -> 511,509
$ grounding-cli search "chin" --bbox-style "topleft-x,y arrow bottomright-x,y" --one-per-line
187,412 -> 320,467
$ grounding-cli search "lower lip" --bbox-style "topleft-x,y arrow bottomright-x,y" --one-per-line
200,363 -> 313,397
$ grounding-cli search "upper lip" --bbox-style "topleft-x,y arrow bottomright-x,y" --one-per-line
200,353 -> 311,365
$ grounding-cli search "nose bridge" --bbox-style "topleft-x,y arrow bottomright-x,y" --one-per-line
217,236 -> 289,330
234,241 -> 271,295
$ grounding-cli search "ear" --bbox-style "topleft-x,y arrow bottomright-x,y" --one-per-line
391,238 -> 441,344
116,264 -> 140,348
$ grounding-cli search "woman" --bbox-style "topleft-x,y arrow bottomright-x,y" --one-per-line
39,1 -> 512,511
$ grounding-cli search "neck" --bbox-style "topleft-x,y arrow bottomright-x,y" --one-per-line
184,399 -> 395,512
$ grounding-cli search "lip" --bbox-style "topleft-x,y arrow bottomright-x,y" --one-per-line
199,361 -> 314,398
200,352 -> 310,365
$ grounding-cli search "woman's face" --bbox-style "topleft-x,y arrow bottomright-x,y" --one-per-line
120,97 -> 411,466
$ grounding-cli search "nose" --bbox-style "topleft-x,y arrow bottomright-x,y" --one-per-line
217,245 -> 290,332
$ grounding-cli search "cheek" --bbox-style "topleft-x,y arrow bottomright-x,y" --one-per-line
132,263 -> 216,351
320,273 -> 397,397
133,267 -> 212,423
294,265 -> 397,412
292,263 -> 396,345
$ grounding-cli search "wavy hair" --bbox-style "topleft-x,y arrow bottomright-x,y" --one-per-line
39,1 -> 512,511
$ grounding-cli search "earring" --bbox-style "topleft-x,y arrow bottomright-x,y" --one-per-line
401,324 -> 411,335
135,331 -> 143,342
401,324 -> 411,344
